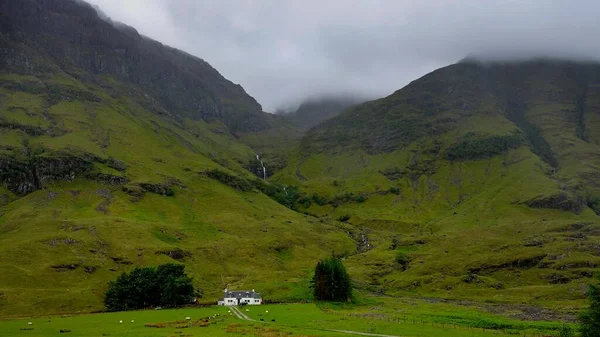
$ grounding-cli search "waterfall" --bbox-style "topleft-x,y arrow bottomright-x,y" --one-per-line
256,154 -> 266,180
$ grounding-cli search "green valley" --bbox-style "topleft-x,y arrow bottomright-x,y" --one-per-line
1,1 -> 600,335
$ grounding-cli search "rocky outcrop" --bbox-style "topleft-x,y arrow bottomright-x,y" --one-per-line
0,152 -> 93,194
0,149 -> 130,194
86,172 -> 128,185
155,249 -> 191,261
468,254 -> 547,275
525,193 -> 586,214
139,182 -> 174,196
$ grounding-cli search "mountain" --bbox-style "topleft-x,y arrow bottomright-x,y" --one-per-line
2,0 -> 600,317
0,0 -> 289,133
273,59 -> 600,306
282,95 -> 366,131
0,0 -> 345,316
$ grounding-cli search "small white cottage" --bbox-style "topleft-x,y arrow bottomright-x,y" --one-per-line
217,288 -> 262,306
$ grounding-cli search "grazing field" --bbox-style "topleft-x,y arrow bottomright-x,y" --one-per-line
0,297 -> 576,337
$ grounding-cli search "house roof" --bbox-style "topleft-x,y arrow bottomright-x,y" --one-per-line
224,290 -> 261,299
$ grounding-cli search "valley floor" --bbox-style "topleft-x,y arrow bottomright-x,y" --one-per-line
0,296 -> 576,337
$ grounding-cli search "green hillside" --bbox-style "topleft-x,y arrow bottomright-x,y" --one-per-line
0,0 -> 348,316
273,59 -> 600,310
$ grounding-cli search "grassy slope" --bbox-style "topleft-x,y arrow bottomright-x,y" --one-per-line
0,71 -> 354,316
0,300 -> 575,337
271,61 -> 600,310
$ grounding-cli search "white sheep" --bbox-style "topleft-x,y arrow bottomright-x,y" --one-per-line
131,320 -> 134,323
185,317 -> 191,320
27,322 -> 32,325
119,320 -> 123,324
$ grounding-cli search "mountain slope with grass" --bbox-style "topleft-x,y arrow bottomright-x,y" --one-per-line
273,59 -> 600,309
0,0 -> 351,316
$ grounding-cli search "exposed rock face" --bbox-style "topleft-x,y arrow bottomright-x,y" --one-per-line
526,193 -> 586,214
0,150 -> 130,194
86,173 -> 128,185
155,249 -> 191,261
0,153 -> 93,194
0,0 -> 273,133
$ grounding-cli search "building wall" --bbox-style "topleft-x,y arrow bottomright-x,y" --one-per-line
218,297 -> 262,305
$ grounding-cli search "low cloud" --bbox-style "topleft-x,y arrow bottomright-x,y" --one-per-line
87,0 -> 600,111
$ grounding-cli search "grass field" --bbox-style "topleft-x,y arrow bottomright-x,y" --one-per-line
0,297 -> 577,337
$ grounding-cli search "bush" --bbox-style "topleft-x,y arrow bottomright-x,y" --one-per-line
446,133 -> 523,161
389,187 -> 401,195
330,193 -> 368,207
206,169 -> 253,191
312,193 -> 329,206
104,263 -> 196,311
395,251 -> 411,271
311,256 -> 352,302
353,194 -> 367,203
338,215 -> 351,222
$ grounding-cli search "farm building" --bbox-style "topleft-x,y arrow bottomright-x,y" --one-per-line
217,289 -> 262,306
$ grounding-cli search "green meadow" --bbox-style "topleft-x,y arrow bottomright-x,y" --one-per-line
0,298 -> 577,337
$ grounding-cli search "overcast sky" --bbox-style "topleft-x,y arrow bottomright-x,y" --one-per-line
87,0 -> 600,112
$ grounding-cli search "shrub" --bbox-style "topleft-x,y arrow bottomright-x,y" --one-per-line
395,251 -> 411,271
104,263 -> 196,311
353,194 -> 367,203
389,187 -> 401,195
205,170 -> 253,191
312,193 -> 329,206
338,215 -> 351,222
446,133 -> 523,161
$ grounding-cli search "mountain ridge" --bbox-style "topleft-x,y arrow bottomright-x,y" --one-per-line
0,0 -> 279,133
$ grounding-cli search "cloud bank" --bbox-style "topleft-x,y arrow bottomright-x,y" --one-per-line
86,0 -> 600,111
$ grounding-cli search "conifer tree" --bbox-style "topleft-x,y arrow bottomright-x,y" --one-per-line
311,256 -> 352,301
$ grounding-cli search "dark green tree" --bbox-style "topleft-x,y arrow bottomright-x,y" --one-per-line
156,263 -> 195,307
104,263 -> 195,312
580,274 -> 600,337
311,256 -> 352,302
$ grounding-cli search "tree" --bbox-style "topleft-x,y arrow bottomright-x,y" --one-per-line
580,274 -> 600,337
311,256 -> 352,302
156,263 -> 194,307
104,263 -> 195,312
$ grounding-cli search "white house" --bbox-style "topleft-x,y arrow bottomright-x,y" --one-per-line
217,289 -> 262,306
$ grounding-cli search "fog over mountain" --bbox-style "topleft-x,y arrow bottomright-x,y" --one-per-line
87,0 -> 600,111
